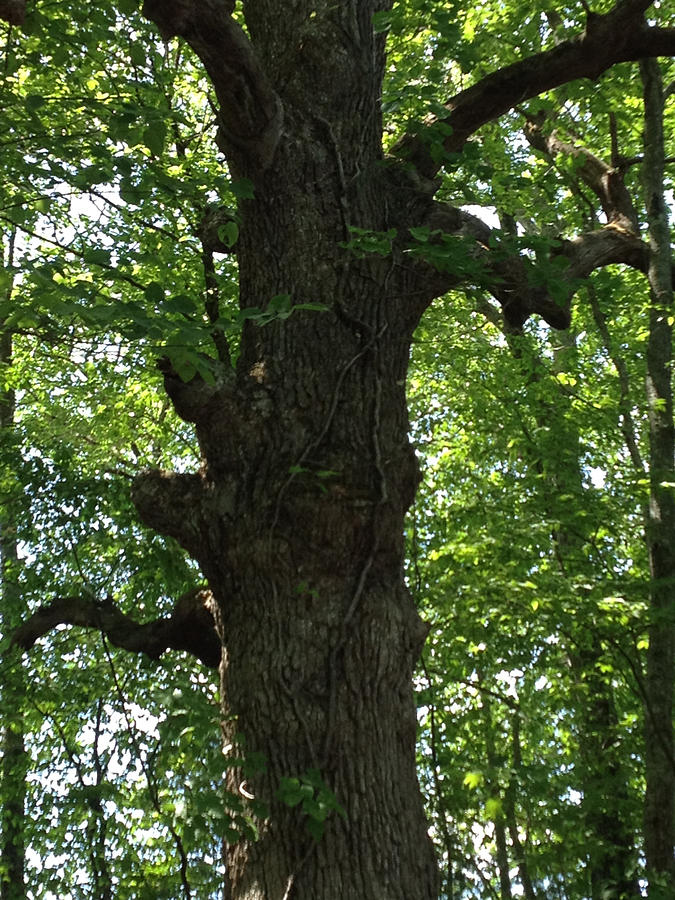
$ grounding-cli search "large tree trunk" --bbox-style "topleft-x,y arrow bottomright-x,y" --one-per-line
215,276 -> 436,900
135,218 -> 438,898
133,5 -> 440,897
135,215 -> 439,896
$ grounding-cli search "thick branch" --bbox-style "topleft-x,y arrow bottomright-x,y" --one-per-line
395,1 -> 675,178
523,115 -> 640,232
414,202 -> 570,328
131,468 -> 212,554
412,90 -> 675,330
519,109 -> 675,281
158,356 -> 234,423
418,202 -> 660,330
561,226 -> 650,279
142,0 -> 283,173
10,589 -> 220,669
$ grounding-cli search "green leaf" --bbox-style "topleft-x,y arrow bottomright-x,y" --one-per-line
217,220 -> 239,248
143,121 -> 167,156
231,178 -> 255,199
129,43 -> 147,68
169,351 -> 198,383
305,817 -> 325,842
25,94 -> 47,112
463,771 -> 484,790
372,10 -> 393,33
484,797 -> 503,820
144,281 -> 165,304
83,248 -> 112,267
302,797 -> 329,822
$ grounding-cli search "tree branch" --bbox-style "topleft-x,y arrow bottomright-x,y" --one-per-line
421,203 -> 574,329
196,206 -> 236,365
142,0 -> 283,173
10,589 -> 220,669
561,226 -> 650,280
158,356 -> 234,423
587,283 -> 645,474
394,1 -> 675,178
131,468 -> 213,554
523,114 -> 640,232
519,108 -> 675,282
414,200 -> 659,330
417,103 -> 675,328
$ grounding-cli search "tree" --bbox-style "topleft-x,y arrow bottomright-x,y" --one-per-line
640,55 -> 675,896
410,46 -> 675,894
1,229 -> 27,900
2,1 -> 675,898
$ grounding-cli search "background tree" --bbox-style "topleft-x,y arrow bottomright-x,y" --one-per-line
410,39 -> 675,899
1,227 -> 28,900
640,55 -> 675,897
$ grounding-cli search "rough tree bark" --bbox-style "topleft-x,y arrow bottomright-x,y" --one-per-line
640,56 -> 675,897
7,1 -> 675,897
134,2 -> 442,896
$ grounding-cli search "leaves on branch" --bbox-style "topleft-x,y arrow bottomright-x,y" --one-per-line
394,0 -> 675,179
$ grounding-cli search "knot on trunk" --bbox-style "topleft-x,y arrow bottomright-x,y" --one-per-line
131,469 -> 213,554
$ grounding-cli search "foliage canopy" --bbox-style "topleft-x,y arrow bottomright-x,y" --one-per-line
0,0 -> 674,898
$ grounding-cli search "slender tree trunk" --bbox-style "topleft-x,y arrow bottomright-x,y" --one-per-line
640,57 -> 675,897
0,230 -> 27,900
504,712 -> 536,900
423,681 -> 456,900
481,688 -> 513,900
575,658 -> 642,900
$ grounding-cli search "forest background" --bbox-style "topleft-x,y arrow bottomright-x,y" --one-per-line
0,1 -> 674,899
